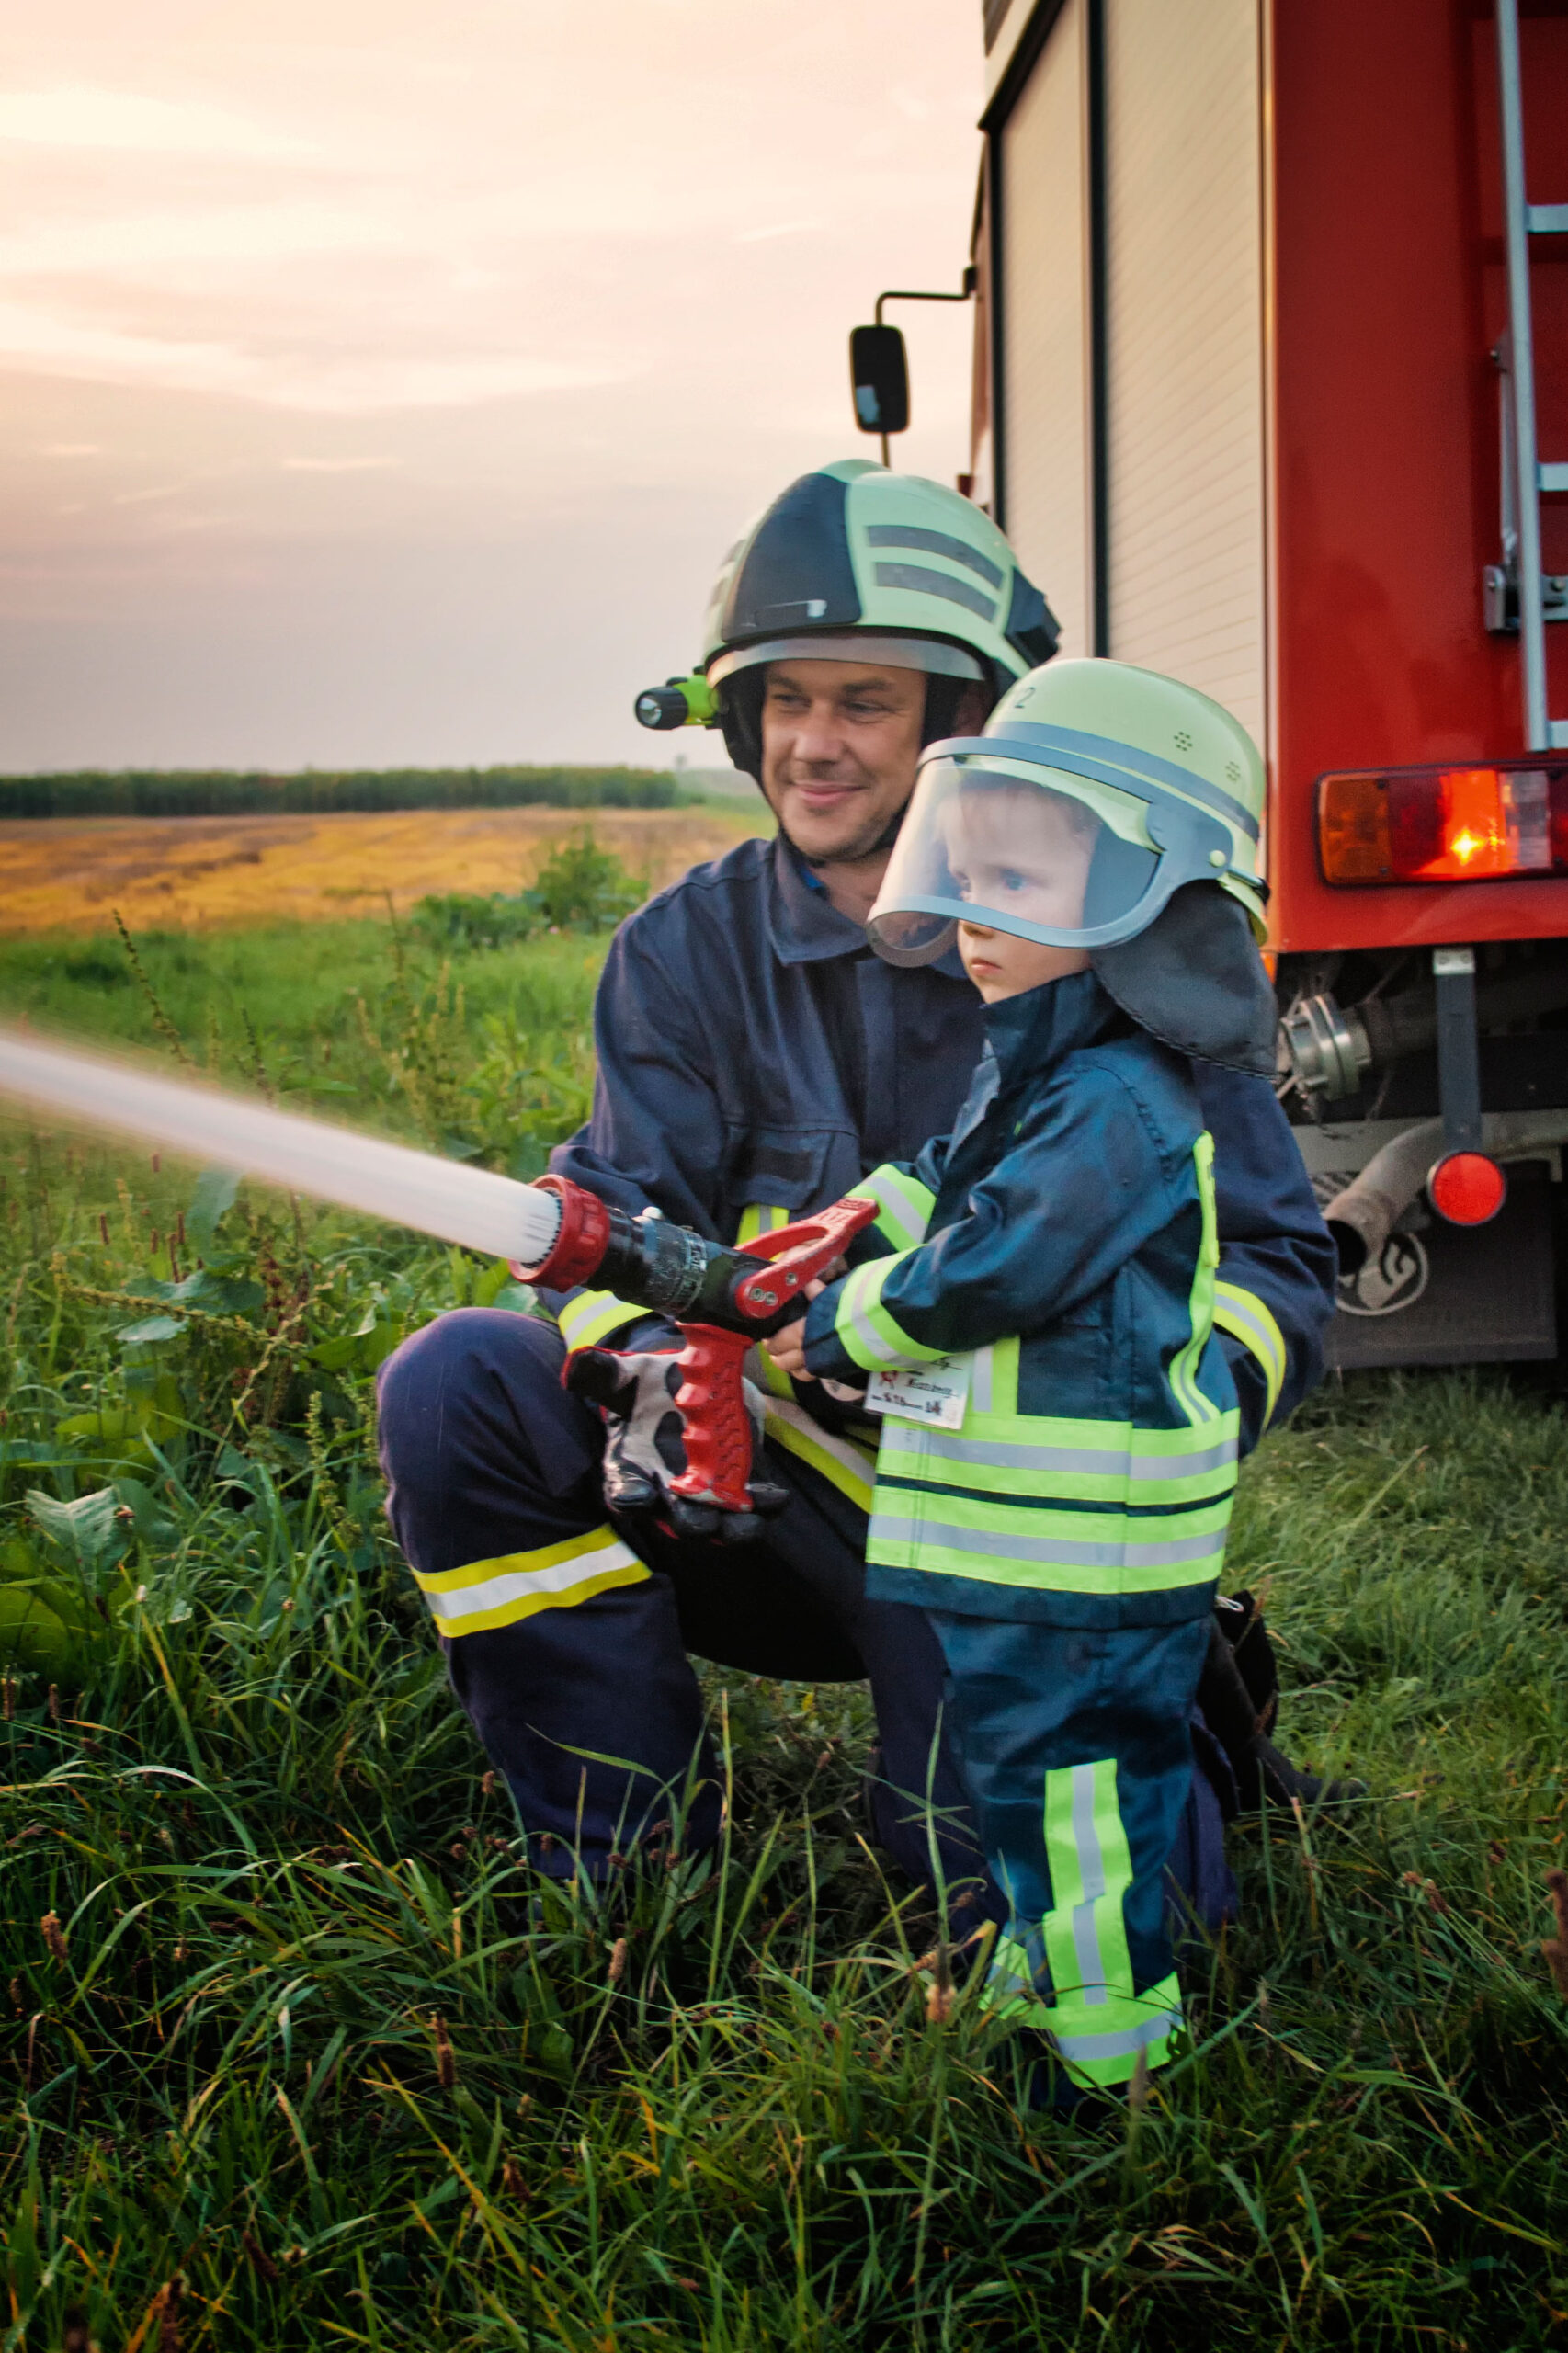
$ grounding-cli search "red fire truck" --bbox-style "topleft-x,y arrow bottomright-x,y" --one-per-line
865,0 -> 1568,1369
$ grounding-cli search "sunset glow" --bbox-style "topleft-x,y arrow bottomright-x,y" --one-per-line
0,2 -> 982,771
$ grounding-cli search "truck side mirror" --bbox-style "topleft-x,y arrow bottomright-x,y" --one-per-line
849,324 -> 910,436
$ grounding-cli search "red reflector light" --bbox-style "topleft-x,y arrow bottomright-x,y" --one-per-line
1427,1152 -> 1507,1227
1318,758 -> 1568,885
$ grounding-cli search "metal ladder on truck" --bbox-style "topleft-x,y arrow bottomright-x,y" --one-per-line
1490,0 -> 1568,751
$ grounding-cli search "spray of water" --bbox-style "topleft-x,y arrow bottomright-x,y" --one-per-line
0,1025 -> 561,1265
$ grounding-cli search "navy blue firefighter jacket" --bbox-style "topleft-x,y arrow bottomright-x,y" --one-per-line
801,967 -> 1239,1628
546,833 -> 1334,1455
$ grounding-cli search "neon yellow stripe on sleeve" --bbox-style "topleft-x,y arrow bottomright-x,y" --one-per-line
1212,1280 -> 1287,1427
557,1290 -> 643,1352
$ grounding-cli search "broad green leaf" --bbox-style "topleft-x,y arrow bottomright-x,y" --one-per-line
118,1314 -> 184,1346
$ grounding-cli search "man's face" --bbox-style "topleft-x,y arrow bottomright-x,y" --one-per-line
758,658 -> 928,867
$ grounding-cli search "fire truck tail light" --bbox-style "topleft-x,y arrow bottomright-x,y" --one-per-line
1427,1152 -> 1507,1228
1318,759 -> 1568,885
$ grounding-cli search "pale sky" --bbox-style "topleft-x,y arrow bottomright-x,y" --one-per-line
0,2 -> 983,772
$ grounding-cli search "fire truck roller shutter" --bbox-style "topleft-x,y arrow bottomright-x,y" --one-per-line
1102,0 -> 1267,745
996,0 -> 1094,661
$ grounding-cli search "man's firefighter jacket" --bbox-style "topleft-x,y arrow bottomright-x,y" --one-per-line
800,966 -> 1235,1630
544,835 -> 1335,1495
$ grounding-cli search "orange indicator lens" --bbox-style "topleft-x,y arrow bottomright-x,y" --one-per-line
1318,759 -> 1568,885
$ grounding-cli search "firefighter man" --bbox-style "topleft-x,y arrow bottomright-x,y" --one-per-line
377,460 -> 1337,1931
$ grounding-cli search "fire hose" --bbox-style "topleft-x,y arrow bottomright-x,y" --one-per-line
0,1026 -> 874,1518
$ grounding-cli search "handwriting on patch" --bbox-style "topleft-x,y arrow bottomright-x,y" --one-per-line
864,1357 -> 971,1430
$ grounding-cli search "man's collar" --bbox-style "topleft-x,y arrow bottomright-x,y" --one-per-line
764,833 -> 971,983
765,833 -> 874,963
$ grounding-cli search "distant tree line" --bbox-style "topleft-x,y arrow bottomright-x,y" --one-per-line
0,767 -> 685,819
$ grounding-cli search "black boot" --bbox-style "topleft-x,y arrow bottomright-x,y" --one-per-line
1199,1595 -> 1366,1817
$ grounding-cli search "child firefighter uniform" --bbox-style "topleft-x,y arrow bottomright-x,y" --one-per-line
796,657 -> 1278,2097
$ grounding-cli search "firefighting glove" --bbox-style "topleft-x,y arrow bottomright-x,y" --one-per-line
1199,1592 -> 1367,1817
563,1346 -> 790,1544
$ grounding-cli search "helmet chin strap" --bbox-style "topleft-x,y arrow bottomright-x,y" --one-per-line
795,800 -> 909,870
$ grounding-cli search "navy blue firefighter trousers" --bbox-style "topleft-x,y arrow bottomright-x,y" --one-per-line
377,1308 -> 1236,1935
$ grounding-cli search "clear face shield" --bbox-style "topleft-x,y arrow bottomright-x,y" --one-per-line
865,744 -> 1237,967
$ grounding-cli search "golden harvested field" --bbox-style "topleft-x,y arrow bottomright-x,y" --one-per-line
0,803 -> 767,936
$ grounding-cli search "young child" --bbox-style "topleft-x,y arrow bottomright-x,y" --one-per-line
766,655 -> 1278,2099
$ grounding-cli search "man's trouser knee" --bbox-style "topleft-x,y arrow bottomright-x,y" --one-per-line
376,1308 -> 989,1903
927,1612 -> 1213,2093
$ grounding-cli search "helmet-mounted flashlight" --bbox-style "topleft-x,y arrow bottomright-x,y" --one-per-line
634,673 -> 717,731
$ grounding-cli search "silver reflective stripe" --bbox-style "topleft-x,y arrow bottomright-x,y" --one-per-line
864,522 -> 1005,588
838,1265 -> 906,1367
971,1346 -> 994,1414
1051,2007 -> 1182,2063
877,1422 -> 1237,1481
868,1516 -> 1230,1570
1070,1763 -> 1108,2008
855,1167 -> 933,1246
873,560 -> 997,622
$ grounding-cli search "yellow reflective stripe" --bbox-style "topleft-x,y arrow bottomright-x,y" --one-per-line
558,1290 -> 642,1351
1050,1981 -> 1182,2085
761,1397 -> 876,1512
834,1253 -> 948,1371
1213,1280 -> 1287,1427
977,1934 -> 1182,2086
867,1502 -> 1229,1596
736,1203 -> 791,1245
1042,1759 -> 1131,2017
978,1932 -> 1054,2028
968,1338 -> 1018,1417
1167,1131 -> 1222,1427
876,1414 -> 1239,1503
413,1526 -> 647,1636
851,1164 -> 937,1253
1040,1761 -> 1182,2086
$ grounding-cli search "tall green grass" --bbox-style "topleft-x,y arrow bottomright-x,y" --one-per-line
2,917 -> 1567,2348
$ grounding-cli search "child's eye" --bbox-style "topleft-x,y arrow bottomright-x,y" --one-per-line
998,869 -> 1028,892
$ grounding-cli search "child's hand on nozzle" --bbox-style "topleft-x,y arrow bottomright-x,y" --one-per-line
763,1277 -> 826,1381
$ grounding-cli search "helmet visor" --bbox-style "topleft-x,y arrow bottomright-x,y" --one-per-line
867,756 -> 1168,964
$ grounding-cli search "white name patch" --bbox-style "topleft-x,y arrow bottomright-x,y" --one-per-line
864,1356 -> 971,1431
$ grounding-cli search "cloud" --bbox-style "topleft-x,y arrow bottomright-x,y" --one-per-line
279,454 -> 399,472
0,87 -> 319,161
733,219 -> 827,245
0,298 -> 633,411
0,201 -> 407,278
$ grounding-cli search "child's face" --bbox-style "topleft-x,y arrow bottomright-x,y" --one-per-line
941,785 -> 1096,1004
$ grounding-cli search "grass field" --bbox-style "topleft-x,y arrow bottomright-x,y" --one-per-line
0,806 -> 765,937
2,913 -> 1568,2349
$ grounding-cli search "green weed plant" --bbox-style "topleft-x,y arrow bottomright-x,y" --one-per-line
0,915 -> 1565,2347
415,833 -> 648,960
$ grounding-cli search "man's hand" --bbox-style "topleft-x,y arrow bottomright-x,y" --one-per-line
563,1345 -> 789,1543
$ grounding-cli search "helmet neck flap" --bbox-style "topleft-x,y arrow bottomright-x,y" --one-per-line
863,657 -> 1274,1071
